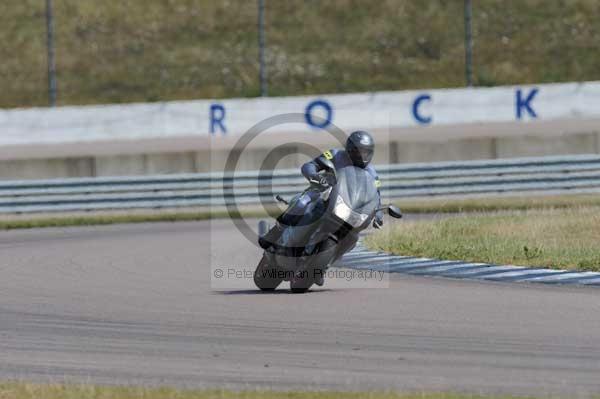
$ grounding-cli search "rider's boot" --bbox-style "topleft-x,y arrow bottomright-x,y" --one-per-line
258,223 -> 285,249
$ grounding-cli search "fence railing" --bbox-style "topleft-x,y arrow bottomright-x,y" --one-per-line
1,154 -> 600,214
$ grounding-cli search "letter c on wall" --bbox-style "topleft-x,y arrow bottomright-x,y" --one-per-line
412,94 -> 432,125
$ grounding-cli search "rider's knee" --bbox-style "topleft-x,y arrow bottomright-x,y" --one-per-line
296,194 -> 312,208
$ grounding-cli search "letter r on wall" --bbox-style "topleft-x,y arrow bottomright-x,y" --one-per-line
210,104 -> 227,134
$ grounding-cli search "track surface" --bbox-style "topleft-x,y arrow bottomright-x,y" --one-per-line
1,219 -> 600,396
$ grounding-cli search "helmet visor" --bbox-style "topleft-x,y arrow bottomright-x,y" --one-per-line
348,145 -> 373,166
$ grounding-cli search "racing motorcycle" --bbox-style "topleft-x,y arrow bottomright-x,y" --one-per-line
254,158 -> 402,293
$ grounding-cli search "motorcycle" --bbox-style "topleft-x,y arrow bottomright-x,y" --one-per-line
254,158 -> 402,293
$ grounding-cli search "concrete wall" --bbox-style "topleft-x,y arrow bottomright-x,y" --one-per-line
2,81 -> 600,179
3,81 -> 600,152
0,158 -> 94,180
2,132 -> 600,180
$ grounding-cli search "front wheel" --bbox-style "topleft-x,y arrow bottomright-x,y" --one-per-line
254,255 -> 283,291
289,270 -> 314,293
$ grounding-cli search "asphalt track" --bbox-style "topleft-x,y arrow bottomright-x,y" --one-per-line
1,218 -> 600,397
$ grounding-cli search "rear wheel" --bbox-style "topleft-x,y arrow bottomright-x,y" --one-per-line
254,256 -> 282,291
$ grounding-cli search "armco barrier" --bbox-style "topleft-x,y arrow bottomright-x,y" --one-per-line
1,154 -> 600,213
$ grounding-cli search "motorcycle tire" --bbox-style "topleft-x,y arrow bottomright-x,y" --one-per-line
289,270 -> 313,293
254,255 -> 283,291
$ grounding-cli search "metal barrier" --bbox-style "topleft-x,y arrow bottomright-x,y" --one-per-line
2,154 -> 600,213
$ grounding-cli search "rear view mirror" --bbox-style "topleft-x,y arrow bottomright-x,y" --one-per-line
387,205 -> 403,219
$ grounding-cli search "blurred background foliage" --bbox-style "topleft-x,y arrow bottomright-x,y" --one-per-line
1,0 -> 599,108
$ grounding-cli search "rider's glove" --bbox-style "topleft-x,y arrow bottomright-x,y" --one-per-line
309,174 -> 331,188
372,212 -> 384,229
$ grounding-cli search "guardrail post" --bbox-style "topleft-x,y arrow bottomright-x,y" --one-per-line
46,0 -> 57,106
464,0 -> 473,87
258,0 -> 267,97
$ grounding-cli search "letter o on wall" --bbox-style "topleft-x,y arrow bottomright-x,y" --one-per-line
305,100 -> 333,129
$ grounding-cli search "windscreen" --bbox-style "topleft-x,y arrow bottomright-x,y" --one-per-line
334,166 -> 379,217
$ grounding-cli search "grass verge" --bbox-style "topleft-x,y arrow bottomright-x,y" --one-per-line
395,194 -> 600,214
3,1 -> 600,107
366,206 -> 600,272
2,194 -> 600,231
0,383 -> 544,399
0,208 -> 272,231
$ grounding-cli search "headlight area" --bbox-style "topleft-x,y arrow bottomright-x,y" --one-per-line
333,196 -> 369,228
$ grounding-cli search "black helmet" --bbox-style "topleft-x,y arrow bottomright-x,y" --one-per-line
345,130 -> 374,168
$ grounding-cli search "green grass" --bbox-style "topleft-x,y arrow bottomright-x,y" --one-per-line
0,383 -> 548,399
394,194 -> 600,214
2,194 -> 600,231
0,208 -> 271,231
2,0 -> 600,108
366,206 -> 600,272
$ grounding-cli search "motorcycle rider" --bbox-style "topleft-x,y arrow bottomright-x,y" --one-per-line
258,130 -> 384,250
